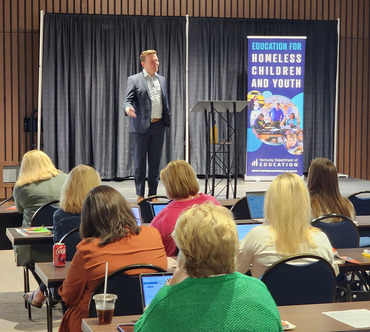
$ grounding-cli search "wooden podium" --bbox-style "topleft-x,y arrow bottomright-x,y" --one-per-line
190,101 -> 247,198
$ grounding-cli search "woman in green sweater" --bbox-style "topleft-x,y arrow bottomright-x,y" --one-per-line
135,202 -> 283,332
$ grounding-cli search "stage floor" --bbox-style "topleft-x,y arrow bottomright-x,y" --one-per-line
103,176 -> 370,204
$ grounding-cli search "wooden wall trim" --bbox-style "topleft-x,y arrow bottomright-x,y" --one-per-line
0,0 -> 369,199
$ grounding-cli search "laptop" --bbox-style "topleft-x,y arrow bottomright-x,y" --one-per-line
150,202 -> 168,217
139,272 -> 173,310
245,192 -> 265,222
131,205 -> 143,226
236,224 -> 260,241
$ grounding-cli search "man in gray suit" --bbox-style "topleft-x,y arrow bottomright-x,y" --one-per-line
124,50 -> 171,203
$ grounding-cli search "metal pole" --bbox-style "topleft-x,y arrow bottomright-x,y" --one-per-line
185,15 -> 189,162
333,18 -> 340,166
37,10 -> 45,150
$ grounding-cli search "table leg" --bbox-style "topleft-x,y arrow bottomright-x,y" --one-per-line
45,287 -> 53,332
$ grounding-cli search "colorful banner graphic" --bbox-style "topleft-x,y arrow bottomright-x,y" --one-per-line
246,36 -> 306,179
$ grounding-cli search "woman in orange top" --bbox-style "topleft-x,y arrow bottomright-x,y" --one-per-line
58,185 -> 167,332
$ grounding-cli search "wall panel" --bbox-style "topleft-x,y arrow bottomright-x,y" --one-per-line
0,0 -> 369,199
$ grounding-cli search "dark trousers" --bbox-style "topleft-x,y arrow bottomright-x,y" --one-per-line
131,121 -> 166,197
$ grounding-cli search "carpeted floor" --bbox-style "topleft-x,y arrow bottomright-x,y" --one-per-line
0,291 -> 63,332
0,250 -> 63,332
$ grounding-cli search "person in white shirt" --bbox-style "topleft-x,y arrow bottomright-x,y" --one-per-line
237,172 -> 338,278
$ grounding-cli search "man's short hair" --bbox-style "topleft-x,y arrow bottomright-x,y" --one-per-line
140,50 -> 157,63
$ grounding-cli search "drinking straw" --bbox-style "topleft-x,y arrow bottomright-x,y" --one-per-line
103,262 -> 108,303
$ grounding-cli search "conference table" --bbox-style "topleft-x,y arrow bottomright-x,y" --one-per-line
6,227 -> 54,245
81,301 -> 370,332
0,205 -> 22,249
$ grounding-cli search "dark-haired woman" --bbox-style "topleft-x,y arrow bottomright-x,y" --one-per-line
58,185 -> 167,332
308,158 -> 355,222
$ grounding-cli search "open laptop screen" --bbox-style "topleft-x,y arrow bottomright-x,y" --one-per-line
245,192 -> 265,220
131,205 -> 142,226
236,224 -> 260,241
150,203 -> 168,217
140,272 -> 173,309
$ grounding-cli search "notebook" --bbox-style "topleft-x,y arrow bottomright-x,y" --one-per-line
245,192 -> 265,222
236,224 -> 260,241
150,202 -> 168,217
131,205 -> 143,226
140,272 -> 173,309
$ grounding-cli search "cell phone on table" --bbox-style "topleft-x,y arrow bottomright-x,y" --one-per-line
117,323 -> 135,332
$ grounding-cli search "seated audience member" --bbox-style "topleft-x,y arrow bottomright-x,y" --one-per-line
135,203 -> 283,332
23,164 -> 101,308
58,185 -> 167,332
13,150 -> 68,274
308,157 -> 355,221
151,160 -> 220,256
53,164 -> 101,242
237,172 -> 338,278
13,150 -> 68,227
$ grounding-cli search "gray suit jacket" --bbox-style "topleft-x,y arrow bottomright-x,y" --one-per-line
124,71 -> 171,134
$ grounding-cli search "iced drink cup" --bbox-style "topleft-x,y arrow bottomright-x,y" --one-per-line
93,293 -> 117,324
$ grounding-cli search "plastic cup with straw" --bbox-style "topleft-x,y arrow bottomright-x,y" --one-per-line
93,262 -> 117,324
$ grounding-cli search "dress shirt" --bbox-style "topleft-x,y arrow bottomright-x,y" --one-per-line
143,69 -> 163,119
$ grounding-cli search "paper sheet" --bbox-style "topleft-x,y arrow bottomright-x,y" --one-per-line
323,309 -> 370,328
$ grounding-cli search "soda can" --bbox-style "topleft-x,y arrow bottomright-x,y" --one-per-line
53,243 -> 66,267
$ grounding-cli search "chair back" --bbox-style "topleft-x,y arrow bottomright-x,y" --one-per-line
348,191 -> 370,216
88,264 -> 166,317
59,227 -> 81,261
311,214 -> 359,248
31,200 -> 59,227
30,200 -> 59,256
138,196 -> 170,223
230,196 -> 250,219
260,254 -> 337,306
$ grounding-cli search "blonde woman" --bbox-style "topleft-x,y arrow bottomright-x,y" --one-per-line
308,157 -> 355,221
23,164 -> 101,309
53,164 -> 101,242
135,203 -> 283,332
13,150 -> 68,227
237,172 -> 338,278
151,160 -> 220,256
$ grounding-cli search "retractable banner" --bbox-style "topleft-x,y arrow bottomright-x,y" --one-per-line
246,36 -> 306,179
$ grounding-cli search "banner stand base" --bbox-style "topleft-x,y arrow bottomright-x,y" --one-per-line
244,175 -> 275,182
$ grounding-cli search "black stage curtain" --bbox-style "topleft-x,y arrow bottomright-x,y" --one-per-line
42,14 -> 186,178
42,15 -> 337,178
188,18 -> 338,175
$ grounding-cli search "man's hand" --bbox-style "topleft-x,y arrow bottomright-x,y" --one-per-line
125,106 -> 136,118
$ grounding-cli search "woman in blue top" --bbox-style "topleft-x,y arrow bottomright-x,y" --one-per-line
23,164 -> 101,309
286,113 -> 297,127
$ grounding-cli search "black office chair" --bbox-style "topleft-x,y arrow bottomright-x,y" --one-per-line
311,214 -> 370,301
230,196 -> 250,220
59,227 -> 81,261
260,254 -> 337,306
348,191 -> 370,216
311,214 -> 359,249
88,264 -> 166,317
348,191 -> 370,247
25,200 -> 59,319
138,195 -> 170,223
